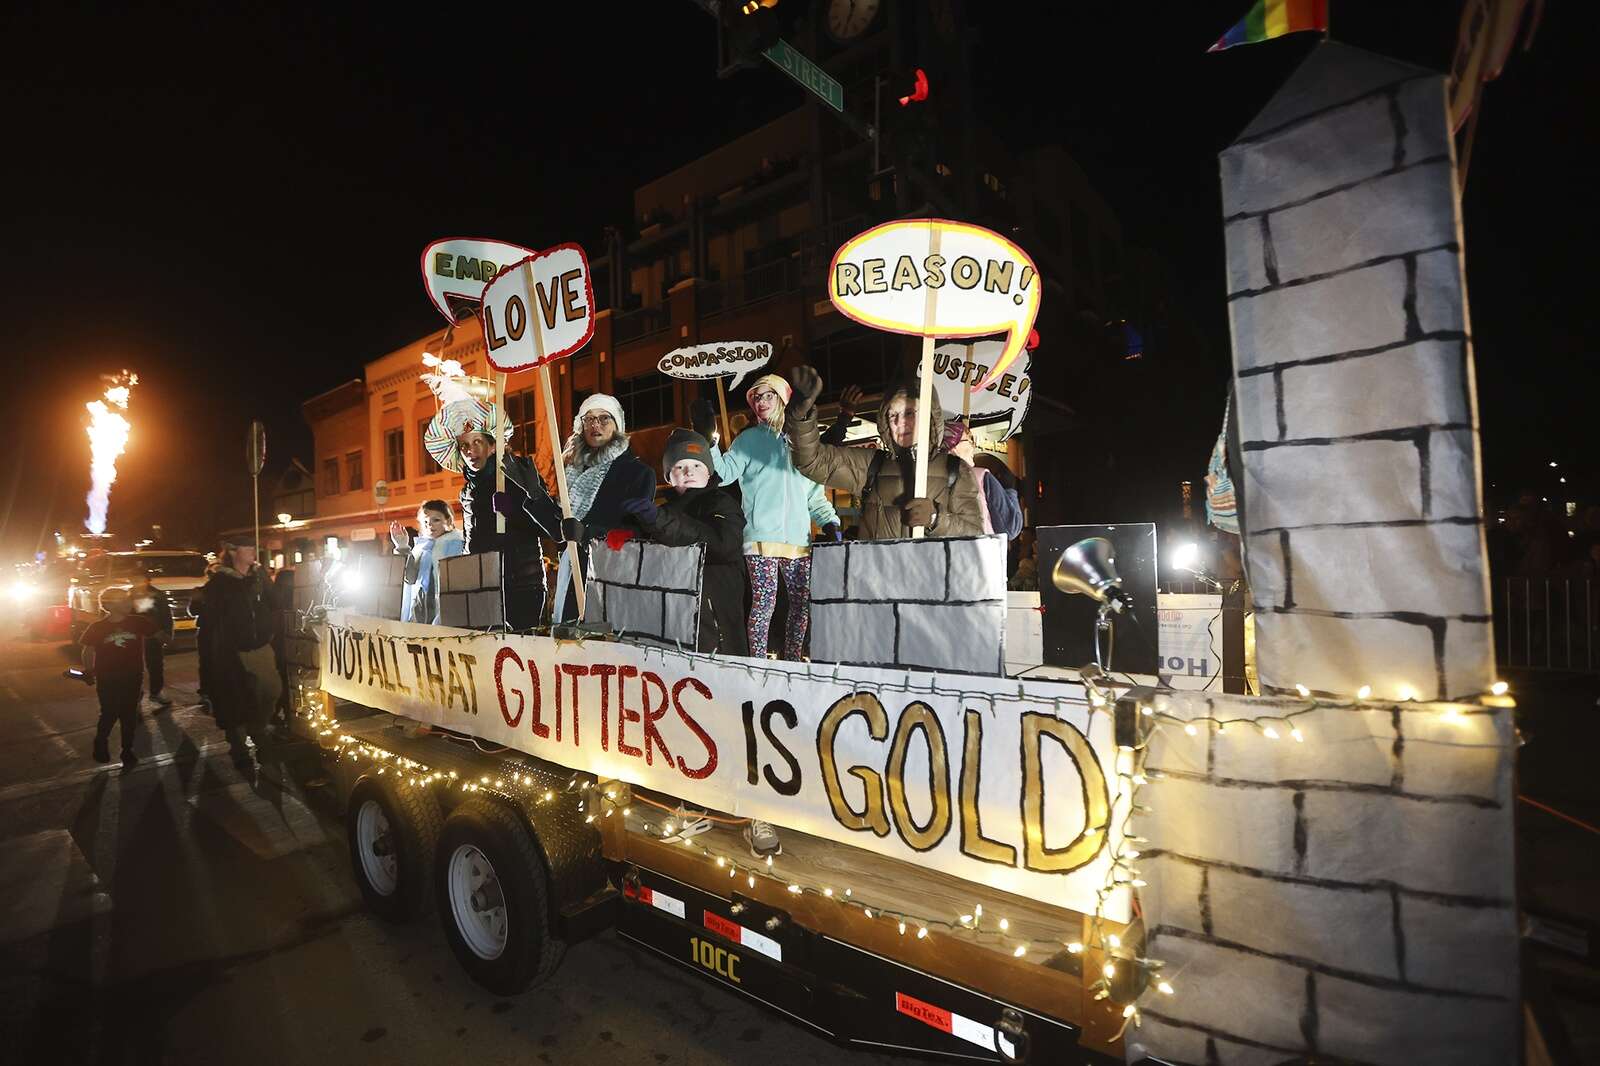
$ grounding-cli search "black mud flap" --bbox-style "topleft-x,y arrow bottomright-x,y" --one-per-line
616,866 -> 1097,1063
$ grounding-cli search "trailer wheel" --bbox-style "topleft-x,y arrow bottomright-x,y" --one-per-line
436,798 -> 565,994
346,776 -> 441,923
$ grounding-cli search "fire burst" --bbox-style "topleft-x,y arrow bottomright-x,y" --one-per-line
85,371 -> 137,535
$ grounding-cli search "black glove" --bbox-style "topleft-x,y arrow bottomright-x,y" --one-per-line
903,497 -> 937,531
560,517 -> 585,543
786,365 -> 823,421
821,522 -> 842,542
620,496 -> 660,526
690,398 -> 719,442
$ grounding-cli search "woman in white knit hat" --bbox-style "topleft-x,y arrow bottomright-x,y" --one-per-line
518,392 -> 655,622
692,373 -> 839,660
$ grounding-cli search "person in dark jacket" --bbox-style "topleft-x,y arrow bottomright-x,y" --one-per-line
787,366 -> 985,540
520,393 -> 656,624
132,570 -> 174,708
621,429 -> 749,656
201,539 -> 281,769
457,427 -> 556,630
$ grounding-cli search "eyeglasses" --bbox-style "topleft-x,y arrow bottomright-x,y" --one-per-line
581,413 -> 614,426
749,390 -> 780,405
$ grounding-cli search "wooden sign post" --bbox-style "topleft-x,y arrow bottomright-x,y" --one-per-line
521,260 -> 586,619
494,374 -> 507,535
714,377 -> 734,447
910,225 -> 942,539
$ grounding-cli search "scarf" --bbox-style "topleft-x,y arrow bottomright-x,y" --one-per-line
565,437 -> 628,520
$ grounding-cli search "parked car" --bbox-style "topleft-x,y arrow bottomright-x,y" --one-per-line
11,558 -> 76,640
68,550 -> 211,648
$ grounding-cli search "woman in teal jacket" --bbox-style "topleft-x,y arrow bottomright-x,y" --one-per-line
695,373 -> 839,660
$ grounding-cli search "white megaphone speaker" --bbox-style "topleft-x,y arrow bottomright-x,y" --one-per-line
1051,536 -> 1131,671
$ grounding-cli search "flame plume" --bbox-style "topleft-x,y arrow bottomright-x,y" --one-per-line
85,372 -> 137,534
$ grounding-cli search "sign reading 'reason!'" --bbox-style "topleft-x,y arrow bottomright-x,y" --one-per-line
317,612 -> 1129,921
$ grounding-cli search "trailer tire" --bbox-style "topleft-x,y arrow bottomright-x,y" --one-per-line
436,798 -> 565,995
346,776 -> 441,923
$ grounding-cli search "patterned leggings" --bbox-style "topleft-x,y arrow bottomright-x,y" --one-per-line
746,554 -> 811,661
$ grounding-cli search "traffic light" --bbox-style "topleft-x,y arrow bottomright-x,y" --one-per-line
718,0 -> 784,77
878,66 -> 937,170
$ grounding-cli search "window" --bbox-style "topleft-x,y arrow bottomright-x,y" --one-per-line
811,328 -> 898,398
346,451 -> 364,492
419,418 -> 441,474
615,373 -> 673,431
321,458 -> 340,497
384,427 -> 405,482
505,387 -> 537,455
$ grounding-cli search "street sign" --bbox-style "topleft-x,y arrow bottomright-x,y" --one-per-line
374,480 -> 390,506
764,39 -> 843,113
247,420 -> 267,476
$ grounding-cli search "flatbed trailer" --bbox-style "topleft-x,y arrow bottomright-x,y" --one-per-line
320,704 -> 1133,1063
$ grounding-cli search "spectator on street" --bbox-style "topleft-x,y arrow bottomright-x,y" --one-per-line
80,586 -> 159,768
132,569 -> 174,708
202,538 -> 281,770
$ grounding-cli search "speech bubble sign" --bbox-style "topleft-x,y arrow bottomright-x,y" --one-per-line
421,237 -> 537,324
828,219 -> 1041,391
657,342 -> 774,392
477,243 -> 596,373
931,339 -> 1033,441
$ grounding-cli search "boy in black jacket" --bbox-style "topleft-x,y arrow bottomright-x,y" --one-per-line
620,429 -> 749,656
81,587 -> 159,768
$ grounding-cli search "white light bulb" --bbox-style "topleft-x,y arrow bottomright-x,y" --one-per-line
1184,723 -> 1197,736
1108,934 -> 1121,949
1490,681 -> 1509,696
1158,981 -> 1175,995
1357,685 -> 1372,700
917,927 -> 928,939
1013,946 -> 1027,957
1170,542 -> 1199,572
999,918 -> 1010,932
1294,683 -> 1310,698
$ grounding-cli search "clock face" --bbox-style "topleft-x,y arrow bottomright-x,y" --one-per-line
825,0 -> 881,42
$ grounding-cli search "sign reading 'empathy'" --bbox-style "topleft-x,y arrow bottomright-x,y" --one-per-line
318,613 -> 1126,920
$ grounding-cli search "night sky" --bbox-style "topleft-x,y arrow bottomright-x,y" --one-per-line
1,1 -> 1586,561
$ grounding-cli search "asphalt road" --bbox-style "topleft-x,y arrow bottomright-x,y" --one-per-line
0,632 -> 920,1066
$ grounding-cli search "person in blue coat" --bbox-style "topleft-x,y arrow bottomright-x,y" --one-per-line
693,373 -> 838,660
389,499 -> 465,624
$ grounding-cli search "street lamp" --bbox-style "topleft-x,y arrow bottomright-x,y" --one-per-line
276,512 -> 293,525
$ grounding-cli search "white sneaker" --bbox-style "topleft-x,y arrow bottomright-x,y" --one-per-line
744,819 -> 782,859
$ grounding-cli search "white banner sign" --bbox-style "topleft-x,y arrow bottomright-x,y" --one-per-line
421,236 -> 537,324
932,340 -> 1032,440
479,243 -> 596,372
318,613 -> 1127,920
658,342 -> 773,391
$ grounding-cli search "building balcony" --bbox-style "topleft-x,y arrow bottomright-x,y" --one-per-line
701,258 -> 801,317
613,304 -> 670,344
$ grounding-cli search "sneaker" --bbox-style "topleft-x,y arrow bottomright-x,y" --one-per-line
151,693 -> 173,709
121,750 -> 139,769
92,738 -> 111,764
743,819 -> 782,859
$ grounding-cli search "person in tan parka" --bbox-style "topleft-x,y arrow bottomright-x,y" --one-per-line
784,365 -> 985,540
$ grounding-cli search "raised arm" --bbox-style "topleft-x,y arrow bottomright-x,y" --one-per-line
786,367 -> 874,493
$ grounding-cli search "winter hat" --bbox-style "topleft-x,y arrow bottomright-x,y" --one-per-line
573,393 -> 626,436
745,373 -> 792,410
662,428 -> 714,478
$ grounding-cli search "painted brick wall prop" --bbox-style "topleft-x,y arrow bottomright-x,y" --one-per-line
1220,42 -> 1493,702
584,540 -> 704,648
1126,688 -> 1517,1065
810,535 -> 1007,675
435,550 -> 504,629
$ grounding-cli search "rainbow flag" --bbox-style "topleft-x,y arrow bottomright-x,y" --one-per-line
1208,0 -> 1328,52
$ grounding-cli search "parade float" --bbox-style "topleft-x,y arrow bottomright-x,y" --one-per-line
286,43 -> 1517,1065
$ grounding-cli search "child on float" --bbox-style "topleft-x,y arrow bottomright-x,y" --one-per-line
693,374 -> 839,661
619,429 -> 748,656
388,499 -> 465,624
